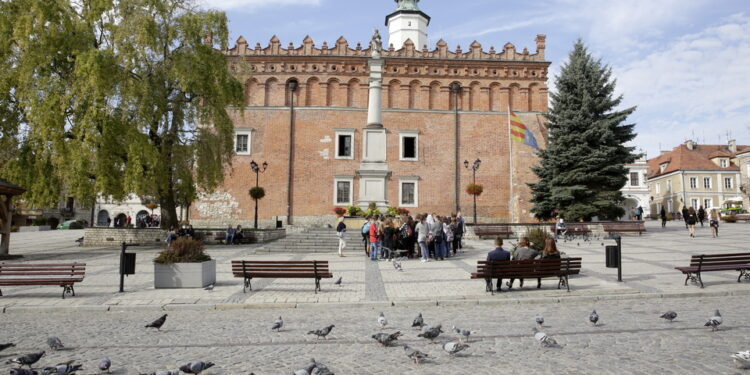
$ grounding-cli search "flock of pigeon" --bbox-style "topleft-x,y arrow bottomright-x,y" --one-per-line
2,307 -> 749,373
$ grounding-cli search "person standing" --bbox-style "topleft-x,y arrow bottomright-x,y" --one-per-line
709,209 -> 720,238
686,207 -> 697,237
126,215 -> 132,228
636,206 -> 644,221
361,215 -> 372,257
681,206 -> 689,229
486,237 -> 511,292
336,217 -> 347,257
697,206 -> 706,227
660,206 -> 667,228
225,225 -> 235,245
415,214 -> 430,262
368,216 -> 379,261
382,218 -> 398,259
431,215 -> 446,260
455,212 -> 465,251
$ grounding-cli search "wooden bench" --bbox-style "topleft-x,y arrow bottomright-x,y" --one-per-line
473,225 -> 513,239
602,221 -> 646,235
231,260 -> 333,294
470,257 -> 582,294
0,263 -> 86,299
675,253 -> 750,288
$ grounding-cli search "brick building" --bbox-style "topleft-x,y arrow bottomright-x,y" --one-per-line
190,0 -> 550,227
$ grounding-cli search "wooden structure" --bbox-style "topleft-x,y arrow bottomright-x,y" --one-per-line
231,260 -> 333,293
0,262 -> 86,299
471,257 -> 582,294
0,178 -> 25,256
675,253 -> 750,288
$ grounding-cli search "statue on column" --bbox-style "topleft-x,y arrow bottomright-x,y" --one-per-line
371,29 -> 382,58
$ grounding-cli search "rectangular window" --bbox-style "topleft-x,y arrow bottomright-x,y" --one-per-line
689,177 -> 697,189
667,180 -> 672,192
720,159 -> 727,168
399,131 -> 419,161
401,183 -> 415,205
336,181 -> 351,204
704,198 -> 712,209
691,198 -> 699,209
703,177 -> 711,189
667,200 -> 673,213
235,134 -> 249,154
724,177 -> 733,189
334,130 -> 355,160
337,135 -> 352,158
630,172 -> 639,186
655,183 -> 661,194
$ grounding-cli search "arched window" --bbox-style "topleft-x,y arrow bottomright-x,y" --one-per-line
96,210 -> 110,227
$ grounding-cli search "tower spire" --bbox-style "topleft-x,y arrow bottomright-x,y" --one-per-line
385,0 -> 430,50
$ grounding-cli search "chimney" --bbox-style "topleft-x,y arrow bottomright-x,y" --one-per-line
728,139 -> 737,153
685,140 -> 695,150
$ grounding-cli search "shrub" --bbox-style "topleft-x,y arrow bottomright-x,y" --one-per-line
398,207 -> 410,215
466,183 -> 484,196
249,186 -> 266,200
333,207 -> 346,216
11,225 -> 19,232
364,208 -> 381,218
154,238 -> 211,264
32,217 -> 47,226
666,213 -> 673,221
721,215 -> 737,223
525,227 -> 548,251
346,205 -> 363,217
47,217 -> 60,229
387,206 -> 399,217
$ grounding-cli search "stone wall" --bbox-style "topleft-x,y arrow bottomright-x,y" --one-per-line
84,228 -> 166,247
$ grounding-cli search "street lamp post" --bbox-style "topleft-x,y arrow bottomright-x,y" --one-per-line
450,82 -> 461,214
250,160 -> 268,229
287,79 -> 298,225
464,158 -> 481,225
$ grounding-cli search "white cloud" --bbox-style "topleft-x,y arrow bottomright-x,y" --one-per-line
199,0 -> 320,11
612,14 -> 750,155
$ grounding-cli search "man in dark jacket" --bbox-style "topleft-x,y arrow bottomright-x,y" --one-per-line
681,206 -> 689,229
486,237 -> 511,291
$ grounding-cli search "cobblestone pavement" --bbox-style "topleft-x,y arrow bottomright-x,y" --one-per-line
1,295 -> 749,374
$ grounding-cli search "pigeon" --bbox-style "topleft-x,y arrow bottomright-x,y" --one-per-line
334,277 -> 342,287
178,361 -> 215,374
589,310 -> 599,326
731,350 -> 750,369
705,310 -> 722,331
6,351 -> 45,368
310,359 -> 334,375
44,363 -> 82,375
532,328 -> 558,348
372,331 -> 402,347
535,314 -> 544,327
307,325 -> 335,340
10,370 -> 38,375
47,337 -> 64,351
145,314 -> 168,330
412,313 -> 424,328
377,312 -> 388,329
403,345 -> 429,364
97,357 -> 111,373
143,371 -> 180,375
272,316 -> 284,332
417,325 -> 443,341
442,341 -> 470,356
452,326 -> 475,343
393,260 -> 403,271
0,343 -> 15,352
204,284 -> 214,291
660,311 -> 678,322
293,360 -> 317,375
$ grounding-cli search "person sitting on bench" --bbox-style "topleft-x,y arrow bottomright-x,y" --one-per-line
555,218 -> 567,238
486,237 -> 511,292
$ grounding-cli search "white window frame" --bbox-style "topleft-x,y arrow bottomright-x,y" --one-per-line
234,129 -> 252,155
724,177 -> 733,189
333,176 -> 354,205
399,130 -> 419,161
691,198 -> 699,209
659,163 -> 668,173
398,177 -> 419,207
334,129 -> 355,160
703,177 -> 711,189
704,198 -> 712,209
655,182 -> 661,194
689,177 -> 697,189
630,172 -> 639,186
720,159 -> 727,168
667,200 -> 673,213
666,180 -> 672,192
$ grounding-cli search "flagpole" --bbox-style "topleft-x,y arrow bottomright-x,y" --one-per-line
508,105 -> 514,223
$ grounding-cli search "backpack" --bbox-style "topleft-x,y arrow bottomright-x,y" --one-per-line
399,224 -> 411,240
362,222 -> 371,234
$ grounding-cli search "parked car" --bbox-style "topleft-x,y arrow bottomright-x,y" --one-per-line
58,220 -> 85,229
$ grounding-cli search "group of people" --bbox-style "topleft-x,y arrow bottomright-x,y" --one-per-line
164,224 -> 196,247
335,212 -> 466,261
136,214 -> 161,228
486,235 -> 562,292
225,225 -> 245,245
659,205 -> 720,237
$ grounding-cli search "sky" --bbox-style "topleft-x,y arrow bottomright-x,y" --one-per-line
198,0 -> 750,159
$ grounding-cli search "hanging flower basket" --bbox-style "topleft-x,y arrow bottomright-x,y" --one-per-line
145,202 -> 159,210
333,207 -> 347,216
466,183 -> 484,196
397,207 -> 410,215
249,186 -> 266,200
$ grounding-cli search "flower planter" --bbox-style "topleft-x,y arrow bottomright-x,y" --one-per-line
154,260 -> 216,288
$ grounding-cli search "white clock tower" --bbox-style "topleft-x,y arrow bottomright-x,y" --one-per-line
385,0 -> 430,50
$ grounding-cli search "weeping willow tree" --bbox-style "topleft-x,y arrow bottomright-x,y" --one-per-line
0,0 -> 244,228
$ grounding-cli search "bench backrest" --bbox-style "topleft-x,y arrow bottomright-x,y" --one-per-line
0,263 -> 86,277
550,223 -> 590,232
231,260 -> 330,276
602,222 -> 646,231
477,258 -> 582,276
474,225 -> 511,234
690,253 -> 750,268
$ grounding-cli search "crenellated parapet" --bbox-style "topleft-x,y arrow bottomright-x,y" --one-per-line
225,34 -> 547,62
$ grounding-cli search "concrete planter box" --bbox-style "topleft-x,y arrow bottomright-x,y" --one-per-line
153,260 -> 216,288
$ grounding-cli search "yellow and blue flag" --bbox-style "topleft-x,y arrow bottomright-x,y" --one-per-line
509,111 -> 539,149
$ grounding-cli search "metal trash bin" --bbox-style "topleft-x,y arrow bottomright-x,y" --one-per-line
605,245 -> 619,268
121,253 -> 136,275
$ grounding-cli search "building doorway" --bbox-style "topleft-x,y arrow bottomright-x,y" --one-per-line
114,213 -> 127,228
96,210 -> 110,227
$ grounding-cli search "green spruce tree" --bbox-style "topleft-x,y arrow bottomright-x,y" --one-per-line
529,40 -> 637,221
